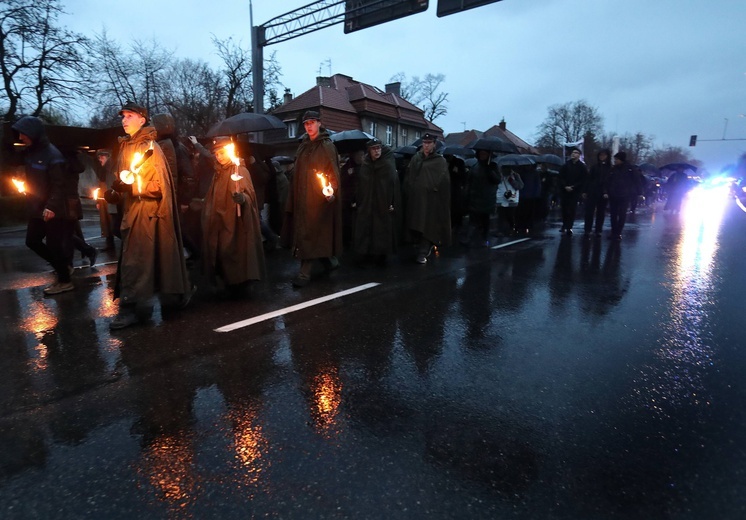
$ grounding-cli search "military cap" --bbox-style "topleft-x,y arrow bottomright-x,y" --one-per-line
302,110 -> 320,122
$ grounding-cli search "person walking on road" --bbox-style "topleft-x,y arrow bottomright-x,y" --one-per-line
105,101 -> 191,329
281,111 -> 342,287
201,136 -> 266,296
352,138 -> 401,266
404,132 -> 451,264
12,116 -> 80,296
607,151 -> 638,240
582,149 -> 611,237
462,148 -> 499,246
558,148 -> 588,235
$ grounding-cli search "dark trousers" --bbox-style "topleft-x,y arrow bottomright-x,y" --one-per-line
467,211 -> 491,241
584,196 -> 607,234
560,192 -> 579,230
608,196 -> 630,235
26,217 -> 74,282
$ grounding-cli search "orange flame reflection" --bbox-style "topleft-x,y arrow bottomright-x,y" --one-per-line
138,433 -> 198,509
309,365 -> 342,437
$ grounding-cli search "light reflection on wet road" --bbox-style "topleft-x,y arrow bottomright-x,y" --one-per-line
1,201 -> 745,519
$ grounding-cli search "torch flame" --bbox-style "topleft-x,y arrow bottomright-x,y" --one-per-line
92,188 -> 100,200
224,143 -> 241,167
12,178 -> 26,194
316,172 -> 334,197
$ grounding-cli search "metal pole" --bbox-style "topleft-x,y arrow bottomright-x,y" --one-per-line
250,1 -> 264,115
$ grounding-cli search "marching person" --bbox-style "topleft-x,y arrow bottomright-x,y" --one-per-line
353,138 -> 401,266
404,132 -> 451,264
281,110 -> 342,287
201,136 -> 266,296
607,151 -> 638,240
582,149 -> 611,237
11,116 -> 80,295
558,148 -> 588,235
462,148 -> 499,246
105,101 -> 191,329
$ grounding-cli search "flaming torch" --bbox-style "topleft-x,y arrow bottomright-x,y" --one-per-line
224,143 -> 243,217
12,178 -> 26,194
315,171 -> 334,199
92,188 -> 100,200
120,141 -> 155,196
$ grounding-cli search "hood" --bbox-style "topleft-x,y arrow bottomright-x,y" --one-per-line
11,116 -> 49,149
597,148 -> 611,164
152,113 -> 176,139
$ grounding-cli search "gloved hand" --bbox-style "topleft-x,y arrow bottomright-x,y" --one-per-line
112,178 -> 132,193
325,194 -> 335,203
232,192 -> 246,204
103,189 -> 122,204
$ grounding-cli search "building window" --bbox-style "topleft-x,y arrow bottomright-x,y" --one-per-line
402,128 -> 407,138
287,121 -> 297,139
385,125 -> 393,146
369,121 -> 377,136
415,130 -> 421,141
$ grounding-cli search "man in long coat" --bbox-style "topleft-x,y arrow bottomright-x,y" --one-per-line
105,101 -> 191,329
404,132 -> 451,264
281,111 -> 342,287
201,136 -> 266,294
558,148 -> 588,235
353,138 -> 401,265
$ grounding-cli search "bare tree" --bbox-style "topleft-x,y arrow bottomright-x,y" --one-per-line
646,145 -> 699,171
535,100 -> 604,149
598,131 -> 654,165
161,58 -> 226,136
389,72 -> 449,122
1,0 -> 90,122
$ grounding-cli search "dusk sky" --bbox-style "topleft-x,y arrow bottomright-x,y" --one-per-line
63,0 -> 746,173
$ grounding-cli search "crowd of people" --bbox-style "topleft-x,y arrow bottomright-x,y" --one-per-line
11,106 -> 670,330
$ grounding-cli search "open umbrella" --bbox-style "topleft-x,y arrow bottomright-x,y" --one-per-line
660,163 -> 697,172
535,153 -> 564,166
441,145 -> 475,158
272,155 -> 295,165
394,145 -> 418,156
497,154 -> 536,167
206,112 -> 286,137
638,163 -> 660,174
330,129 -> 374,153
468,136 -> 518,154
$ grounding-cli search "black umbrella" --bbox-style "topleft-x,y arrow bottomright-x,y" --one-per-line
639,162 -> 660,174
272,155 -> 295,165
330,129 -> 374,153
441,145 -> 475,158
535,153 -> 564,166
394,145 -> 418,156
206,112 -> 286,137
497,154 -> 536,167
660,162 -> 697,172
468,136 -> 518,154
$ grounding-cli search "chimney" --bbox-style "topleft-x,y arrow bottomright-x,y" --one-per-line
499,118 -> 506,131
385,82 -> 401,96
283,88 -> 293,105
316,76 -> 332,88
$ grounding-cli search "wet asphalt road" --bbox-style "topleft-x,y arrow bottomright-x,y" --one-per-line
1,198 -> 745,519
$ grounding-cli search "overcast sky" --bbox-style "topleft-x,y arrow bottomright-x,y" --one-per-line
63,0 -> 745,173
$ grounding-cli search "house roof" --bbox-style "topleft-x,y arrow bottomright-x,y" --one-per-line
272,73 -> 442,135
484,125 -> 539,154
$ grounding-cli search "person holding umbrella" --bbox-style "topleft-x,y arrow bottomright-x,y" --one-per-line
281,110 -> 342,287
353,138 -> 401,266
607,151 -> 638,240
462,148 -> 499,246
404,132 -> 451,264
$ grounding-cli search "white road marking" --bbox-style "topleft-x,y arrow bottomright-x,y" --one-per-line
214,282 -> 381,333
491,237 -> 531,249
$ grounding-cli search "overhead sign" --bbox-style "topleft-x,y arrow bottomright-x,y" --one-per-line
344,0 -> 429,34
436,0 -> 502,17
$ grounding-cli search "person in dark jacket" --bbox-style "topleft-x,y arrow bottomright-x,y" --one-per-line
462,148 -> 499,246
12,116 -> 80,295
404,132 -> 451,264
516,163 -> 543,234
353,138 -> 401,266
558,148 -> 588,235
104,101 -> 191,329
281,111 -> 342,287
582,149 -> 611,237
607,151 -> 638,240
